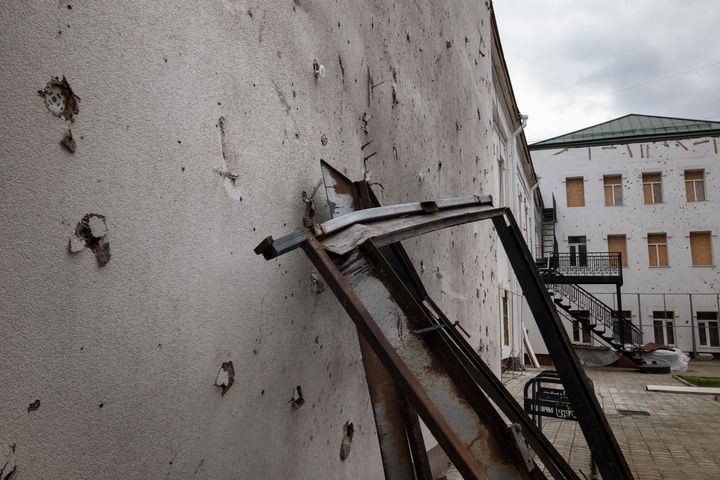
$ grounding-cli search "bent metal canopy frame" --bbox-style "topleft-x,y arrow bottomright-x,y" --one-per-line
254,161 -> 633,480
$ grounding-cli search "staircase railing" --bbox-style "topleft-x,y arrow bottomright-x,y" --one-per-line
547,281 -> 642,350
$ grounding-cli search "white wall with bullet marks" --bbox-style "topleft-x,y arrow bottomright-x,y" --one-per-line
0,1 -> 507,478
529,136 -> 720,356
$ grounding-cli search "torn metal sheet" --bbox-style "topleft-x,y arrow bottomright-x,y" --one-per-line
320,204 -> 504,255
254,195 -> 493,260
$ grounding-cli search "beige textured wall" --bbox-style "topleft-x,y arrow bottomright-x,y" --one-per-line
0,1 -> 500,478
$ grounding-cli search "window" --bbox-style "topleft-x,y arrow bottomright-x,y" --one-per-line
565,177 -> 585,207
642,173 -> 663,204
698,312 -> 719,347
653,311 -> 675,345
690,231 -> 713,266
685,170 -> 706,202
502,291 -> 510,346
607,234 -> 628,267
497,159 -> 505,207
572,311 -> 592,344
612,310 -> 632,343
647,233 -> 668,267
569,235 -> 587,266
603,175 -> 623,206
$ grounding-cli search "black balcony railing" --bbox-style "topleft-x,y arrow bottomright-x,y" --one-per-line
548,252 -> 623,279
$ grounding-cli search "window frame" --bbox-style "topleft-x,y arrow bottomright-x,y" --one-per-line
685,169 -> 706,202
698,312 -> 720,347
571,310 -> 592,344
642,172 -> 663,204
568,235 -> 588,266
647,233 -> 669,267
603,175 -> 623,206
653,310 -> 675,345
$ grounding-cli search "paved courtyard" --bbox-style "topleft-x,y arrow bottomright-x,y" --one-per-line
444,361 -> 720,479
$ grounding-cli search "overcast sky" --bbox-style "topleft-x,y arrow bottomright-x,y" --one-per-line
493,1 -> 720,143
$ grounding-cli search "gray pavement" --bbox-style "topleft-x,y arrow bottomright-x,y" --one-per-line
442,361 -> 720,479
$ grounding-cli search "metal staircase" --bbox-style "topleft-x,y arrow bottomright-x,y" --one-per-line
546,281 -> 643,354
535,194 -> 642,357
539,194 -> 558,262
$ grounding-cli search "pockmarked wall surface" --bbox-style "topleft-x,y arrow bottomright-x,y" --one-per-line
0,1 -> 501,478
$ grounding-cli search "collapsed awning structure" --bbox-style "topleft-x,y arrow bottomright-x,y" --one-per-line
254,161 -> 633,480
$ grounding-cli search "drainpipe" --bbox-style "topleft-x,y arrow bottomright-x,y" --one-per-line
507,114 -> 528,216
508,115 -> 528,359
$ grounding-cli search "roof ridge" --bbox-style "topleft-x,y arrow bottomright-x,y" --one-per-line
529,114 -> 720,150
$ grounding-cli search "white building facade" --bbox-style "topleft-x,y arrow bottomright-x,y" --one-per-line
490,21 -> 541,368
529,115 -> 720,357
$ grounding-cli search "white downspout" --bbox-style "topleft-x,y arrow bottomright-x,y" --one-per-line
507,114 -> 527,368
507,114 -> 528,216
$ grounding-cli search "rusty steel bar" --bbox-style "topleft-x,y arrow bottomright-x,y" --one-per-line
399,402 -> 434,480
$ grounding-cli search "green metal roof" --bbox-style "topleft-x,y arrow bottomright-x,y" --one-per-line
529,114 -> 720,150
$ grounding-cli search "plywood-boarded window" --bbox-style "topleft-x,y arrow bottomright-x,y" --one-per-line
685,170 -> 706,202
647,233 -> 668,267
608,234 -> 628,267
565,177 -> 585,207
690,231 -> 713,266
642,172 -> 662,204
603,175 -> 623,206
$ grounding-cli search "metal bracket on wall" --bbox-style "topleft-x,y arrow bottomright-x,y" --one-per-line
254,161 -> 633,480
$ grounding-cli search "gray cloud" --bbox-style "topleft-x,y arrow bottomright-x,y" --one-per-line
493,0 -> 720,140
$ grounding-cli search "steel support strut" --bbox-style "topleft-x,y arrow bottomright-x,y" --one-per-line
492,213 -> 633,480
321,161 -> 431,480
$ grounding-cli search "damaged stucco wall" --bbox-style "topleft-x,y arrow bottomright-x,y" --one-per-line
0,1 -> 501,478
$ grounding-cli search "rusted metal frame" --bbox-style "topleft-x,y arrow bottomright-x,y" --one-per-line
418,294 -> 580,480
316,195 -> 493,236
327,169 -> 432,480
492,212 -> 634,480
354,181 -> 432,306
363,241 -> 579,480
357,335 -> 424,480
361,241 -> 543,480
300,233 -> 487,479
321,205 -> 506,256
254,197 -> 494,260
356,180 -> 531,478
399,402 -> 434,479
